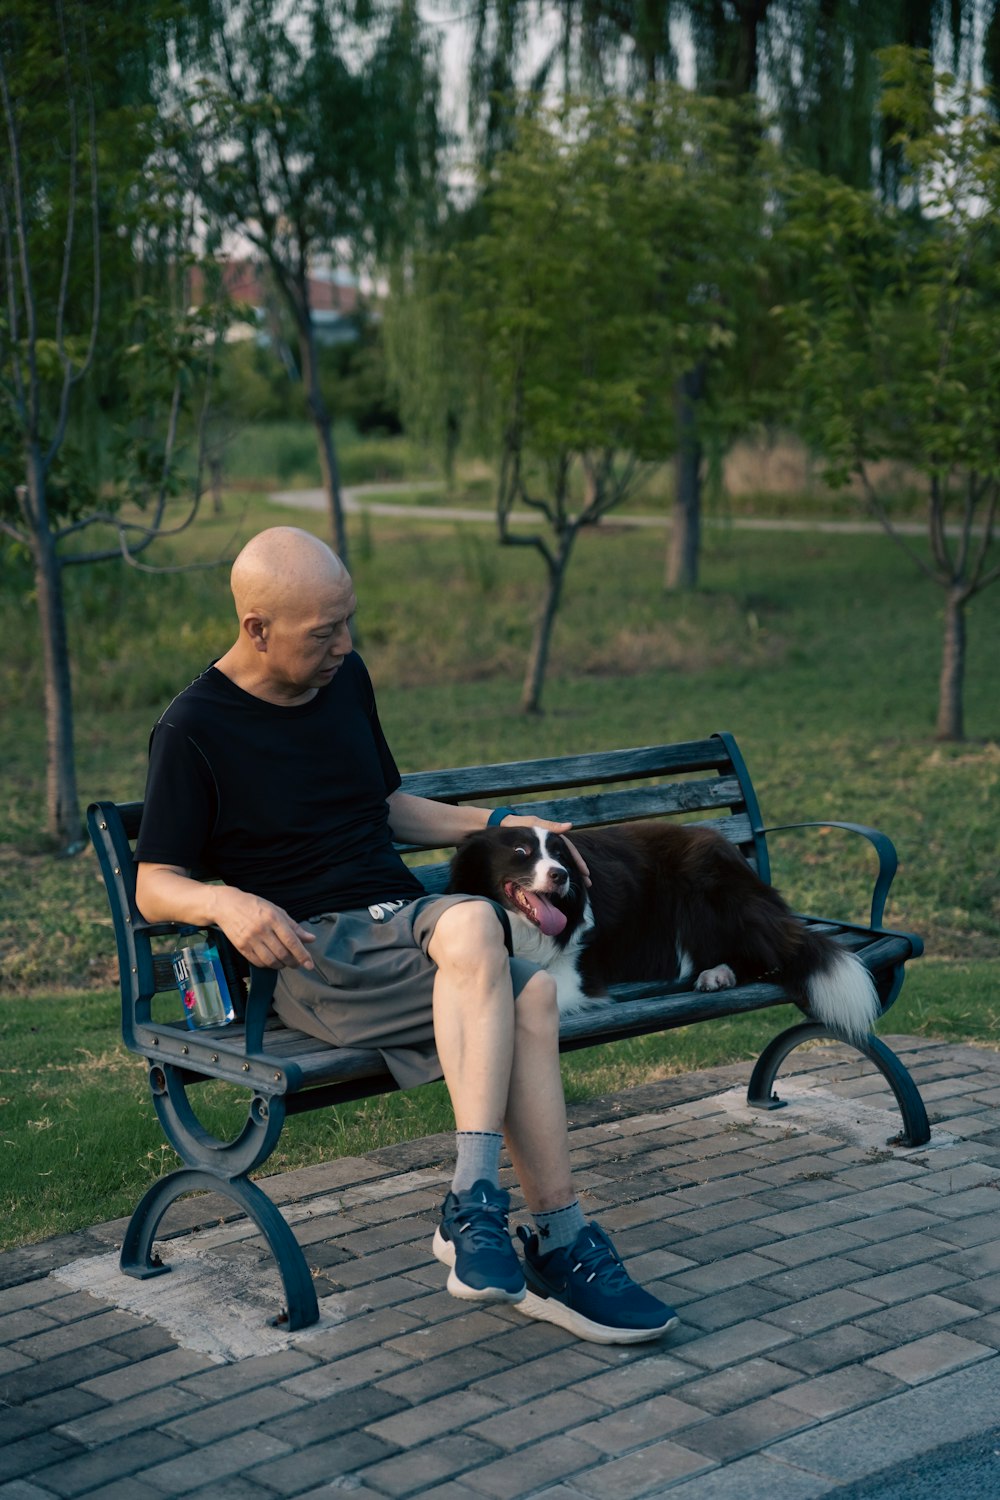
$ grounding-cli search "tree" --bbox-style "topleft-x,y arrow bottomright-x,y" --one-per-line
459,3 -> 991,591
179,0 -> 442,565
447,92 -> 761,712
1,0 -> 226,848
778,47 -> 1000,741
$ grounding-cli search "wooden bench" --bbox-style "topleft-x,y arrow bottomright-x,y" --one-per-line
88,730 -> 926,1332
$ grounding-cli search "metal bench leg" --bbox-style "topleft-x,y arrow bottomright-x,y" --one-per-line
119,1167 -> 320,1331
747,1020 -> 931,1148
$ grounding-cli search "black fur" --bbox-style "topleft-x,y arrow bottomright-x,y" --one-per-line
449,821 -> 844,1001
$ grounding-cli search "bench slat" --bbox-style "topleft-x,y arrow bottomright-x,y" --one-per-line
398,739 -> 734,802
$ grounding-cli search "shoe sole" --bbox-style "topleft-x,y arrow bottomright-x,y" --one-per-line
518,1288 -> 679,1344
432,1227 -> 526,1304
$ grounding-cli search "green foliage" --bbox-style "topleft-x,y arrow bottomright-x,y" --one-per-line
779,50 -> 1000,497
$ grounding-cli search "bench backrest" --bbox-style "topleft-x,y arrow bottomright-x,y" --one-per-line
397,732 -> 768,894
88,731 -> 767,1043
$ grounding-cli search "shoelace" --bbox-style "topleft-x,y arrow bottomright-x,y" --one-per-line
569,1230 -> 634,1289
453,1199 -> 511,1252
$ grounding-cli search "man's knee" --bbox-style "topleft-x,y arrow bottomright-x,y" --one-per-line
516,969 -> 560,1038
429,898 -> 509,975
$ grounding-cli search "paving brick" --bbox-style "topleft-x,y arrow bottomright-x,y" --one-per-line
866,1331 -> 995,1384
377,1347 -> 515,1404
569,1353 -> 699,1409
853,1292 -> 982,1341
32,1431 -> 188,1496
775,1323 -> 893,1376
469,1347 -> 606,1406
0,1432 -> 83,1488
139,1431 -> 295,1496
840,1207 -> 951,1242
671,1357 -> 805,1415
9,1310 -> 142,1361
366,1390 -> 504,1448
676,1319 -> 795,1372
0,1346 -> 126,1404
669,1252 -> 786,1296
0,1309 -> 58,1344
0,1484 -> 64,1500
774,1363 -> 905,1418
282,1345 -> 414,1400
162,1383 -> 308,1445
258,1385 -> 406,1447
0,1347 -> 32,1378
679,1284 -> 790,1333
384,1307 -> 515,1362
569,1435 -> 712,1497
952,1274 -> 1000,1312
461,1432 -> 604,1498
0,1390 -> 106,1446
78,1348 -> 213,1401
55,1385 -> 193,1446
756,1254 -> 874,1300
467,1390 -> 607,1452
744,1226 -> 866,1269
677,1394 -> 814,1461
355,1434 -> 501,1497
572,1392 -> 708,1455
924,1211 -> 1000,1248
851,1260 -> 965,1304
761,1287 -> 883,1335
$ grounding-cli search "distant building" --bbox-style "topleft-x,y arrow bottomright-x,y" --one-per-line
187,258 -> 361,346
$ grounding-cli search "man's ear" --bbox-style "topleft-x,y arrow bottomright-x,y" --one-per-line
243,613 -> 269,653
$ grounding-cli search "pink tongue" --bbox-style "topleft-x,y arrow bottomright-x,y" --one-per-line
524,891 -> 567,937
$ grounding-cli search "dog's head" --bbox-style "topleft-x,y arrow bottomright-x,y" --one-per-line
448,825 -> 585,941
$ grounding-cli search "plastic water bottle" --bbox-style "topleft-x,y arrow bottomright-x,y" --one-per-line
173,943 -> 235,1029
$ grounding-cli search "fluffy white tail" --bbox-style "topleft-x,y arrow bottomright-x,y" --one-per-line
805,949 -> 880,1046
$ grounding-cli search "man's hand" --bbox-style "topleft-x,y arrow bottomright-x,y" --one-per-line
213,889 -> 317,970
135,862 -> 317,971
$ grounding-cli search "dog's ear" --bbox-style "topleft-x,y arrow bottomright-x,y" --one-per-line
447,831 -> 495,895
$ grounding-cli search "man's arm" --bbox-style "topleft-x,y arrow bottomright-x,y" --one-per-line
135,862 -> 316,970
386,792 -> 590,882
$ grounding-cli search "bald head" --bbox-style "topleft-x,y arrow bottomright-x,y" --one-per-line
221,527 -> 357,703
231,527 -> 348,622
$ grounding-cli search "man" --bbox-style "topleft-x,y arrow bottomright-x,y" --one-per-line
135,526 -> 677,1344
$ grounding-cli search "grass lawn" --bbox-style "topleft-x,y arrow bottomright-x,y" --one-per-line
1,472 -> 997,1251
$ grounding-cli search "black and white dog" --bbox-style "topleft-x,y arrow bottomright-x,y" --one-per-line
448,822 -> 880,1044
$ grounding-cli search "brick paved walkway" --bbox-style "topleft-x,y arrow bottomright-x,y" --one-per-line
2,1036 -> 1000,1499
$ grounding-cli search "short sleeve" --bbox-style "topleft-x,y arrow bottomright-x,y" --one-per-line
133,719 -> 218,872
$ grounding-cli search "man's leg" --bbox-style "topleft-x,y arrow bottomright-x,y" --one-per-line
427,900 -> 526,1302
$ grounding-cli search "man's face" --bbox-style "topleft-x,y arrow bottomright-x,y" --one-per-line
259,575 -> 358,699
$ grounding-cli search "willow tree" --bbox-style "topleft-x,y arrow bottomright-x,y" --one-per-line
1,0 -> 226,848
178,0 -> 442,565
779,48 -> 1000,741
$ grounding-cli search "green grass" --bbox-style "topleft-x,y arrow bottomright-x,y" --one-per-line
1,464 -> 998,1249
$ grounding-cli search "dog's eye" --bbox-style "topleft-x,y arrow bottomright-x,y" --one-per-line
513,845 -> 530,858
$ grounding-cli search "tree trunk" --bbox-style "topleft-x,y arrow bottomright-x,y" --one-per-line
27,470 -> 82,849
936,585 -> 967,741
297,312 -> 349,567
665,365 -> 706,591
520,534 -> 575,714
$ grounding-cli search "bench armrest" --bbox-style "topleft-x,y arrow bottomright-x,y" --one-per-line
762,820 -> 899,929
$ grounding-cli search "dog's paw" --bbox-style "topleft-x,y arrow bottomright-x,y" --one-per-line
694,964 -> 737,992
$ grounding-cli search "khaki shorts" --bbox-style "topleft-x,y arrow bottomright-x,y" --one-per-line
273,894 -> 542,1089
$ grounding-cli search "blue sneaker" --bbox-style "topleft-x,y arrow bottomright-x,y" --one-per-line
433,1180 -> 526,1303
515,1222 -> 678,1344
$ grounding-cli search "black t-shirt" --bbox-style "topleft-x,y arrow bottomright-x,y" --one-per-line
134,653 -> 425,919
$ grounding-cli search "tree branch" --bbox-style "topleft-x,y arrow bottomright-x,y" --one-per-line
857,458 -> 946,585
